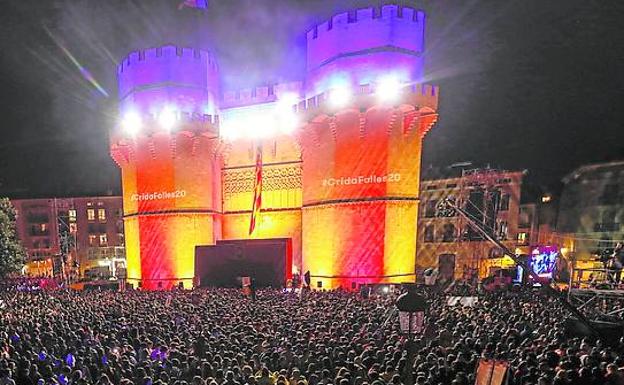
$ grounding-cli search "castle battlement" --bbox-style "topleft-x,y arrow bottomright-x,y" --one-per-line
117,45 -> 217,74
293,83 -> 438,115
306,5 -> 426,72
110,112 -> 219,147
221,81 -> 303,109
223,85 -> 276,106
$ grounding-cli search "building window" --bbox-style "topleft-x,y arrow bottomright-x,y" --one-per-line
499,194 -> 510,211
87,202 -> 93,207
69,223 -> 78,233
68,209 -> 77,222
441,224 -> 456,242
98,209 -> 106,222
517,232 -> 528,245
424,200 -> 437,218
88,234 -> 97,247
99,234 -> 108,247
518,207 -> 532,229
498,221 -> 508,240
40,223 -> 48,233
424,225 -> 435,242
436,197 -> 457,217
87,209 -> 95,221
600,184 -> 620,205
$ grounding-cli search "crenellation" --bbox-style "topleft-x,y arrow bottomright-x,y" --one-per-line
307,6 -> 425,43
332,12 -> 348,27
402,7 -> 414,20
381,4 -> 399,18
293,83 -> 438,114
118,45 -> 216,74
305,5 -> 426,80
318,21 -> 329,35
161,45 -> 176,57
221,83 -> 301,106
145,47 -> 159,60
355,7 -> 373,22
240,89 -> 252,100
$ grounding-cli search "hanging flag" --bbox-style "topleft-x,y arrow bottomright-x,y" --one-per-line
249,144 -> 263,235
178,0 -> 209,10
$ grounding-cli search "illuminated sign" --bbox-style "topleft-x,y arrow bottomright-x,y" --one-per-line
131,190 -> 187,202
322,173 -> 401,187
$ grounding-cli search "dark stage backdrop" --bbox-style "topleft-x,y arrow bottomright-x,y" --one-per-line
195,238 -> 292,288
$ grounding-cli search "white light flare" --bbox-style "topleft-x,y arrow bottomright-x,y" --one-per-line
120,111 -> 142,137
329,86 -> 352,108
158,106 -> 177,131
376,75 -> 402,103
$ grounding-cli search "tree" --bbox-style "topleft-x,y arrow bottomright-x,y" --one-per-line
0,198 -> 26,278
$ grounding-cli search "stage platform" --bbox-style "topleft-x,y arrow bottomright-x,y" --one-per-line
568,267 -> 624,319
569,288 -> 624,299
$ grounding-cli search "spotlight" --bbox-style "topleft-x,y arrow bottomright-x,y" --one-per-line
158,107 -> 177,131
276,93 -> 299,110
220,120 -> 240,141
376,76 -> 402,103
329,86 -> 352,108
120,111 -> 142,137
276,94 -> 300,134
278,113 -> 299,134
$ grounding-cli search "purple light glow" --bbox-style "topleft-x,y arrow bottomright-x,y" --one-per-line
118,45 -> 219,119
305,5 -> 426,96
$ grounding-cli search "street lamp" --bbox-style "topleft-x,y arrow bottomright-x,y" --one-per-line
396,285 -> 428,385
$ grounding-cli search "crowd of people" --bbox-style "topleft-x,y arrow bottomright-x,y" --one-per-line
1,286 -> 624,385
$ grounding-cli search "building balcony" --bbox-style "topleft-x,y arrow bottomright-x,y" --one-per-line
593,223 -> 620,232
86,246 -> 126,261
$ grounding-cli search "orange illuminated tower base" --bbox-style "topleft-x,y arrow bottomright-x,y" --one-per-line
298,86 -> 438,289
111,123 -> 222,290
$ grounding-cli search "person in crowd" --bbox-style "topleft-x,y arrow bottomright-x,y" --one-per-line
1,282 -> 624,385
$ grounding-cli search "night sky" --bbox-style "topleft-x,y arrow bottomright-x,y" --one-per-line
0,0 -> 622,199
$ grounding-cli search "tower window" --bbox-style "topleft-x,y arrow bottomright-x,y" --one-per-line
99,234 -> 108,247
442,224 -> 456,242
499,194 -> 510,211
424,200 -> 437,218
424,225 -> 435,242
517,232 -> 528,244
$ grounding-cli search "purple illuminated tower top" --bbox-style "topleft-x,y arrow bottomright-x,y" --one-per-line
305,5 -> 426,96
117,45 -> 220,119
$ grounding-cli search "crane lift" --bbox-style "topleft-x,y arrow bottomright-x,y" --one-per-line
441,198 -> 608,337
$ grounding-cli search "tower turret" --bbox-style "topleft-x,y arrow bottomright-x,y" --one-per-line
298,5 -> 437,289
111,45 -> 222,290
306,5 -> 426,95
